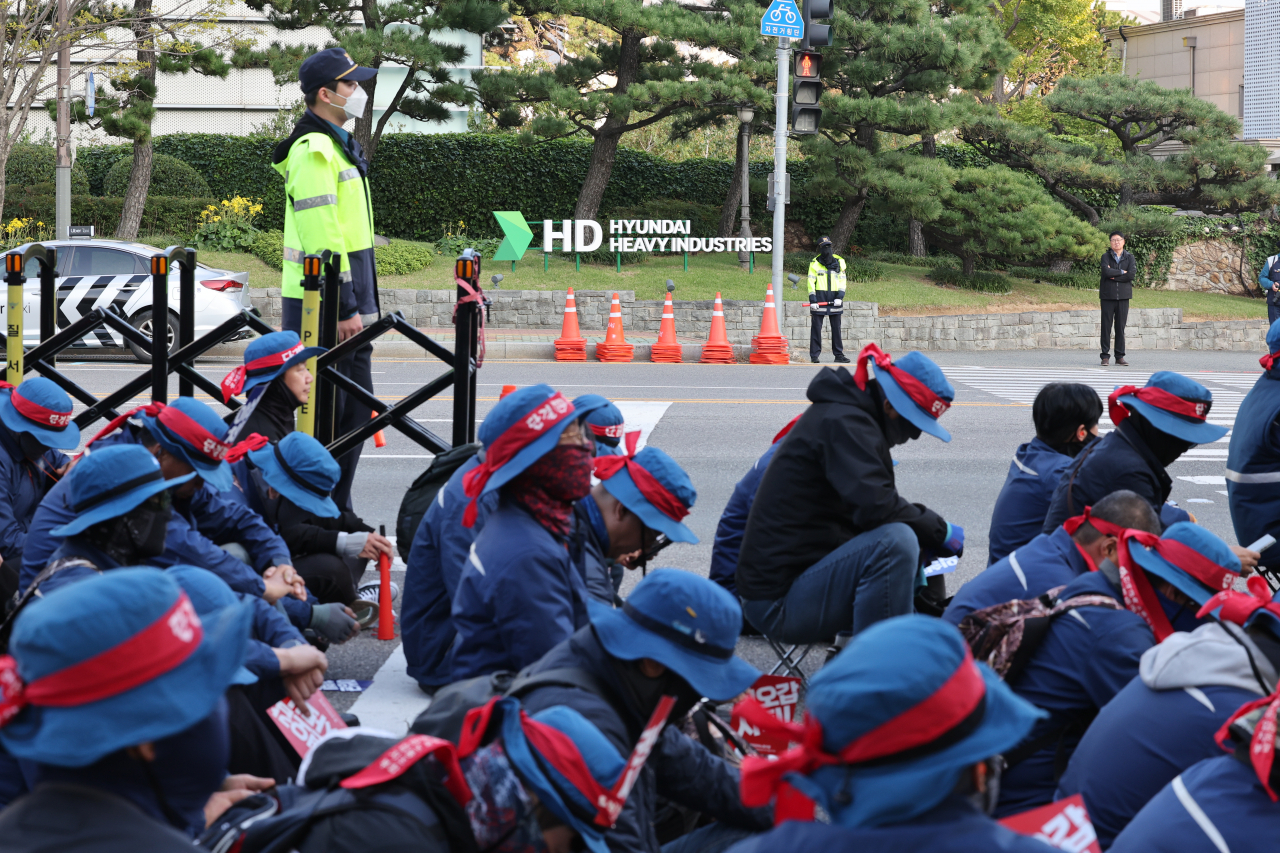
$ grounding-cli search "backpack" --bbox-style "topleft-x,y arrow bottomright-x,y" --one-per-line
395,442 -> 481,561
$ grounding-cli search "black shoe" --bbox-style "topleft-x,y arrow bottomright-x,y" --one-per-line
834,355 -> 850,363
811,357 -> 821,364
340,712 -> 361,727
1116,356 -> 1129,366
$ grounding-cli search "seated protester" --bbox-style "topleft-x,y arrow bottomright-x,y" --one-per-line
221,330 -> 324,443
1042,372 -> 1228,533
988,383 -> 1102,565
216,701 -> 638,853
581,446 -> 697,607
0,568 -> 259,849
727,616 -> 1053,853
401,391 -> 608,693
996,522 -> 1242,817
1057,577 -> 1280,848
1227,319 -> 1280,563
578,393 -> 629,456
450,386 -> 605,680
516,569 -> 772,853
737,345 -> 962,643
709,415 -> 801,599
0,378 -> 79,600
943,491 -> 1160,626
1108,693 -> 1280,853
249,432 -> 392,618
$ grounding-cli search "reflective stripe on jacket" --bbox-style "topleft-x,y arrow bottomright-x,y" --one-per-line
807,255 -> 847,314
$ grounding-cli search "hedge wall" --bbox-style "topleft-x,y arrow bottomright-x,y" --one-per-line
1,195 -> 216,237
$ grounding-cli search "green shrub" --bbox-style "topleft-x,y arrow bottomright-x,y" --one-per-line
781,253 -> 883,283
250,230 -> 285,270
434,233 -> 502,260
76,144 -> 133,195
193,196 -> 263,251
604,199 -> 722,238
375,239 -> 434,275
2,195 -> 214,237
5,144 -> 89,194
783,252 -> 814,274
563,247 -> 650,266
929,267 -> 1014,294
1008,266 -> 1098,289
104,153 -> 210,197
867,250 -> 937,268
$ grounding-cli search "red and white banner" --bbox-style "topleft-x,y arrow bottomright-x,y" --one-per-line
266,693 -> 348,757
729,675 -> 802,756
999,794 -> 1101,853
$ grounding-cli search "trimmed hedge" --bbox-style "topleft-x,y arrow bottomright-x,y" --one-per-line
1,195 -> 216,237
867,250 -> 937,268
250,230 -> 284,269
1009,266 -> 1098,290
104,152 -> 209,197
6,144 -> 90,195
783,252 -> 884,283
77,144 -> 133,195
929,267 -> 1014,294
250,230 -> 436,275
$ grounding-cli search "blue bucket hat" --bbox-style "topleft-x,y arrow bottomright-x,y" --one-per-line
576,394 -> 626,456
249,432 -> 340,518
0,377 -> 80,449
1110,370 -> 1228,445
49,444 -> 194,537
589,569 -> 759,701
0,567 -> 251,767
1127,521 -> 1241,607
140,397 -> 237,491
221,330 -> 324,403
596,446 -> 698,543
853,345 -> 955,442
737,615 -> 1045,828
1267,317 -> 1280,355
167,566 -> 257,686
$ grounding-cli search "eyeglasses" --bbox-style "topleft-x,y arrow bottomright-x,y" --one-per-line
634,531 -> 672,573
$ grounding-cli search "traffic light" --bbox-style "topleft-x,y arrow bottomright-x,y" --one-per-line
791,50 -> 823,134
802,0 -> 833,48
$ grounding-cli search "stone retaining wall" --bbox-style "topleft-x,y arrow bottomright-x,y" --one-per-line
1162,240 -> 1253,297
247,288 -> 1267,352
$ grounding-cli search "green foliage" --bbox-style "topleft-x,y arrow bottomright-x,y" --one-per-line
866,250 -> 937,267
250,229 -> 285,270
605,199 -> 721,237
782,252 -> 884,282
929,267 -> 1015,293
1007,266 -> 1097,289
5,144 -> 90,194
375,240 -> 435,275
76,144 -> 133,195
2,195 -> 215,236
193,196 -> 264,251
105,153 -> 209,197
566,248 -> 650,266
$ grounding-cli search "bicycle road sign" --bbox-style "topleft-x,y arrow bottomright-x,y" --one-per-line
760,0 -> 803,38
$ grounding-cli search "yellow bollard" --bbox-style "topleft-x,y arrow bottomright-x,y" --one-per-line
295,255 -> 323,436
5,253 -> 24,386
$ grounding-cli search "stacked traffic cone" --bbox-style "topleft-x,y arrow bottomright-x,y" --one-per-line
554,288 -> 587,362
650,292 -> 682,363
749,283 -> 790,365
700,292 -> 735,364
595,293 -> 634,362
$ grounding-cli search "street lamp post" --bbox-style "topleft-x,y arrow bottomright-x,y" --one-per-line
737,105 -> 755,270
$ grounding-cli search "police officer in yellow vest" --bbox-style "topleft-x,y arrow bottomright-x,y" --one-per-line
808,236 -> 848,364
270,47 -> 379,512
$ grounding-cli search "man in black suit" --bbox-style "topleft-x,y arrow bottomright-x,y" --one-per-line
1100,231 -> 1137,366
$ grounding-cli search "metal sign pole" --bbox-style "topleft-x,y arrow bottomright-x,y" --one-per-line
317,253 -> 340,445
39,250 -> 57,364
772,36 -> 791,332
178,247 -> 196,397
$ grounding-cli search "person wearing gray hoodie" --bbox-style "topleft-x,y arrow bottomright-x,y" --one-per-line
1055,579 -> 1280,848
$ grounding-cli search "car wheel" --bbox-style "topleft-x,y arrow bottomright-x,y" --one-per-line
128,308 -> 179,363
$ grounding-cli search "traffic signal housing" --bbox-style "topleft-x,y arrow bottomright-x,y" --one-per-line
791,50 -> 823,134
802,0 -> 833,48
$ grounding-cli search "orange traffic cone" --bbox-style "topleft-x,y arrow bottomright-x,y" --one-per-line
376,525 -> 396,640
595,293 -> 634,362
371,411 -> 386,448
554,288 -> 587,362
749,283 -> 790,365
650,292 -> 682,363
499,384 -> 517,399
700,292 -> 734,364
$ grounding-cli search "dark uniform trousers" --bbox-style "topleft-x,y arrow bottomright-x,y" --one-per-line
1100,298 -> 1129,360
811,313 -> 844,361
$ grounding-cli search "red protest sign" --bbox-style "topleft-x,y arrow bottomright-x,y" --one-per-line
266,693 -> 347,757
998,794 -> 1101,853
596,694 -> 676,827
729,675 -> 802,756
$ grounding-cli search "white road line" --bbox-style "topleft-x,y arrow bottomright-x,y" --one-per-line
345,646 -> 431,736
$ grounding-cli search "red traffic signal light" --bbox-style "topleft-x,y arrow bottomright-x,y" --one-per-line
794,51 -> 821,80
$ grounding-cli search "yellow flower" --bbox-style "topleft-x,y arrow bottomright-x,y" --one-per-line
37,222 -> 43,227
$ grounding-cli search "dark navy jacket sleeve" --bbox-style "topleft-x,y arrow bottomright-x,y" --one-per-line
20,478 -> 76,589
710,445 -> 775,593
243,639 -> 281,677
0,448 -> 34,564
188,485 -> 291,570
250,595 -> 305,648
651,724 -> 772,830
987,440 -> 1072,566
156,510 -> 267,597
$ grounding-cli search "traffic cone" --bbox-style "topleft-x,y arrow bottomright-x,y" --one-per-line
371,411 -> 386,448
595,293 -> 634,362
500,384 -> 517,399
554,288 -> 587,362
700,292 -> 734,364
749,283 -> 790,365
650,292 -> 682,363
376,525 -> 396,640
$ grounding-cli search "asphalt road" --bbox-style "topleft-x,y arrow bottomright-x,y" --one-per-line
50,345 -> 1267,725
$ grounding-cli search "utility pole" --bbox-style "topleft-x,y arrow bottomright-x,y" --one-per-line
55,0 -> 71,240
772,37 -> 790,330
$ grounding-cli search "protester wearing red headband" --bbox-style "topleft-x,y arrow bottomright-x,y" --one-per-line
221,330 -> 325,444
994,521 -> 1241,819
737,345 -> 964,658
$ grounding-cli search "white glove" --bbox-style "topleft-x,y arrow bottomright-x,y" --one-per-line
833,298 -> 843,307
338,531 -> 369,560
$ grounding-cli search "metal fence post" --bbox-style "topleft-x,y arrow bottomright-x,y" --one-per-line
149,254 -> 169,403
452,256 -> 479,446
296,255 -> 324,436
39,249 -> 56,363
317,253 -> 339,445
178,246 -> 196,397
5,252 -> 24,385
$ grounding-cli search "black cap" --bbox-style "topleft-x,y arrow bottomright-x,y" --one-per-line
818,236 -> 833,249
299,47 -> 377,94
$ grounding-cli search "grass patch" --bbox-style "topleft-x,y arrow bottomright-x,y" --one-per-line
928,267 -> 1014,294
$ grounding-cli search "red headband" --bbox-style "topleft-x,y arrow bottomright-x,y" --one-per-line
1064,507 -> 1128,572
593,454 -> 690,525
1115,530 -> 1238,642
1216,691 -> 1280,801
852,344 -> 950,421
0,593 -> 202,727
462,393 -> 575,528
737,646 -> 986,823
1262,352 -> 1280,372
1197,575 -> 1280,624
589,422 -> 625,439
0,382 -> 73,429
773,414 -> 802,445
221,342 -> 306,403
341,734 -> 473,805
86,403 -> 267,465
1108,385 -> 1210,428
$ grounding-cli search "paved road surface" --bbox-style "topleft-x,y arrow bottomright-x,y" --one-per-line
47,346 -> 1267,731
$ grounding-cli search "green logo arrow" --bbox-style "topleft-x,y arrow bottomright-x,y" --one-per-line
492,211 -> 533,261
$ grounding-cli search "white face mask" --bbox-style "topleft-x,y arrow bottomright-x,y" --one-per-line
333,85 -> 367,122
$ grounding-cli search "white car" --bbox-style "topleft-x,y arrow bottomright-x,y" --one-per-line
2,239 -> 253,362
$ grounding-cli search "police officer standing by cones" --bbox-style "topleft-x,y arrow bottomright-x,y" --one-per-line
271,47 -> 379,512
808,236 -> 848,364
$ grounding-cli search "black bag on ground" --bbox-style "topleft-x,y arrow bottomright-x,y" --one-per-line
395,442 -> 481,561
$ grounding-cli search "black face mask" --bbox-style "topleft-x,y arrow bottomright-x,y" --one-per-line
1056,431 -> 1097,458
16,430 -> 49,463
611,658 -> 703,724
91,494 -> 172,564
1127,411 -> 1196,467
884,411 -> 922,447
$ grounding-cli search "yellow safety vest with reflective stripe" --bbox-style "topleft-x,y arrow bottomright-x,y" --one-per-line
273,131 -> 375,315
807,255 -> 847,315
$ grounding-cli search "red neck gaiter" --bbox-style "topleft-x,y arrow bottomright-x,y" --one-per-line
504,445 -> 592,538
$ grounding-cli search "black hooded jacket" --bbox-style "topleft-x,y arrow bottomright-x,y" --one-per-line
736,366 -> 949,601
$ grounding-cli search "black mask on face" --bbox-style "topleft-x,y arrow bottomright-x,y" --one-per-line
1055,430 -> 1097,458
86,493 -> 172,564
611,658 -> 703,724
16,430 -> 49,463
1127,411 -> 1196,467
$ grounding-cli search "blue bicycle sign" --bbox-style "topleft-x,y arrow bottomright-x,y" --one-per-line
760,0 -> 803,38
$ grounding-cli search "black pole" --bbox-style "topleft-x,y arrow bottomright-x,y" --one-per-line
149,254 -> 168,404
317,253 -> 339,445
39,249 -> 56,365
178,247 -> 196,397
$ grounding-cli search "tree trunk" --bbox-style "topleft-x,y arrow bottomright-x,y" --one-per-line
116,0 -> 155,241
574,30 -> 642,221
1047,258 -> 1073,273
828,191 -> 869,255
963,255 -> 976,276
908,133 -> 934,256
718,122 -> 746,238
1119,184 -> 1134,207
353,76 -> 377,158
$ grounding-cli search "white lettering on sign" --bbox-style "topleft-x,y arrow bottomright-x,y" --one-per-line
1034,803 -> 1097,853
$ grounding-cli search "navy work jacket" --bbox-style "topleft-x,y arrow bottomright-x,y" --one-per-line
988,438 -> 1073,565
